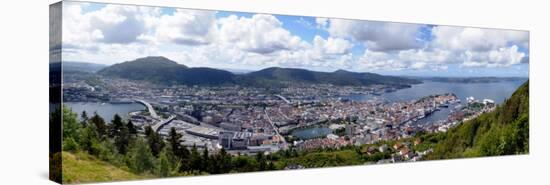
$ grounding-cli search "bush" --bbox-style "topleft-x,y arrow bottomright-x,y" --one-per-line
63,137 -> 80,152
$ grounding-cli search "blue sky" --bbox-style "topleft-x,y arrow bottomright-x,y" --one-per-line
62,2 -> 529,77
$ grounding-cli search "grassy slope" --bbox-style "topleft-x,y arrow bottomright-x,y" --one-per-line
425,80 -> 529,159
62,151 -> 148,184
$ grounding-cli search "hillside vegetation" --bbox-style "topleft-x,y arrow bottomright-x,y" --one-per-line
62,151 -> 147,184
425,81 -> 529,159
97,56 -> 420,87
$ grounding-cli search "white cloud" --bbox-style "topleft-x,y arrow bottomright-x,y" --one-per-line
313,35 -> 352,55
431,26 -> 529,51
62,3 -> 159,46
397,48 -> 456,64
355,48 -> 456,71
218,14 -> 304,54
315,17 -> 328,29
355,50 -> 406,71
151,9 -> 217,45
461,45 -> 525,67
327,19 -> 422,51
60,2 -> 529,74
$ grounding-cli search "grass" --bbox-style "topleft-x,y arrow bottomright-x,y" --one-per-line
62,151 -> 151,184
275,149 -> 364,168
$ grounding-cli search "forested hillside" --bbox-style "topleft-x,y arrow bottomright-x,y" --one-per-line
426,81 -> 529,159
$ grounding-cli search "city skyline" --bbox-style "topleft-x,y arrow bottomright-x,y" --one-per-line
60,2 -> 529,77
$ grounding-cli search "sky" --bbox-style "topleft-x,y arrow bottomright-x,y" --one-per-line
57,2 -> 529,77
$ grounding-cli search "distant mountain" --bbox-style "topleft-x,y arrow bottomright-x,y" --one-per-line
63,62 -> 107,73
238,67 -> 421,87
97,56 -> 421,87
426,81 -> 529,159
98,56 -> 235,86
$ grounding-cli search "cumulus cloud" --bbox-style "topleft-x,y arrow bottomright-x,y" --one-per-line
313,35 -> 352,55
151,9 -> 217,45
60,2 -> 529,74
62,3 -> 158,45
431,26 -> 529,51
327,19 -> 423,51
315,17 -> 328,29
461,45 -> 525,67
218,14 -> 304,54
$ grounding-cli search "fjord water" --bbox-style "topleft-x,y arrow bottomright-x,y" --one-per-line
344,80 -> 527,104
65,102 -> 145,121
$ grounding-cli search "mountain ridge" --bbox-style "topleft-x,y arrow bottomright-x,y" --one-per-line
97,56 -> 421,87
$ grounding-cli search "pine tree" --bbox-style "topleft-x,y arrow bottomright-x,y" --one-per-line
168,127 -> 183,158
127,120 -> 137,136
90,112 -> 107,138
80,111 -> 89,127
156,146 -> 178,177
179,144 -> 191,172
202,146 -> 210,172
115,124 -> 130,154
109,114 -> 123,138
256,152 -> 267,171
219,148 -> 232,173
62,107 -> 80,143
189,144 -> 202,172
267,160 -> 276,171
127,138 -> 155,174
145,126 -> 165,157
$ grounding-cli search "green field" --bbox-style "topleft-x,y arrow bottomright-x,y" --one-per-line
62,151 -> 151,184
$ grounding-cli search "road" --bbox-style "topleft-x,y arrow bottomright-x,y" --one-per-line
264,108 -> 288,149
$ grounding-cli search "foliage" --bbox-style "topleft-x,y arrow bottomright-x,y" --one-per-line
61,151 -> 147,184
426,81 -> 529,159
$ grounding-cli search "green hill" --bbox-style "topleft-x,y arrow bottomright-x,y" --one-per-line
239,67 -> 420,87
425,81 -> 529,159
62,151 -> 150,184
97,56 -> 421,87
98,56 -> 236,86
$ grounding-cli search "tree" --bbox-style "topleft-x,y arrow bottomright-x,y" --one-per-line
62,107 -> 80,144
90,112 -> 107,138
178,145 -> 191,172
115,124 -> 130,154
202,146 -> 210,172
145,126 -> 165,157
127,120 -> 137,136
156,146 -> 179,177
80,111 -> 89,127
80,123 -> 99,155
109,114 -> 124,138
189,144 -> 202,172
168,127 -> 183,158
218,148 -> 232,173
256,152 -> 267,171
126,138 -> 155,174
267,161 -> 276,171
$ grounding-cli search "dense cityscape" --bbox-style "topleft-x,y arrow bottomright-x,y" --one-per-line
63,73 -> 497,164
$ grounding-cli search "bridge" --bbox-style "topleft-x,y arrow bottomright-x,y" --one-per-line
135,99 -> 175,132
152,115 -> 176,132
274,95 -> 291,104
134,99 -> 160,120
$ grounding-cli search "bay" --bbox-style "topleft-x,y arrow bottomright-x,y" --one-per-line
344,79 -> 527,125
65,102 -> 145,121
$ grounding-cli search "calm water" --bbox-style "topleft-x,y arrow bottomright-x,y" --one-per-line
292,127 -> 332,140
65,102 -> 145,121
344,80 -> 526,104
344,79 -> 527,125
